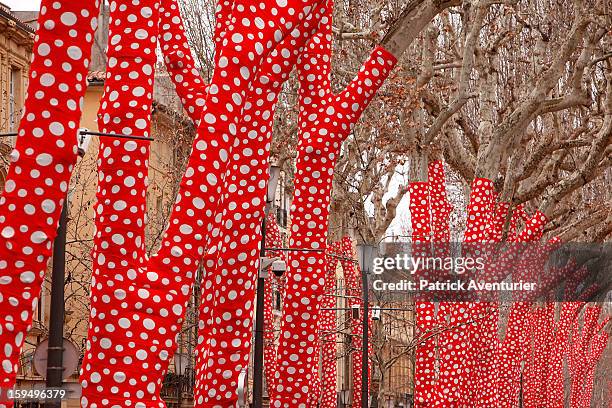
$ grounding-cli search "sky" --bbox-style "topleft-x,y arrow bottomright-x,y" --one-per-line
4,0 -> 41,10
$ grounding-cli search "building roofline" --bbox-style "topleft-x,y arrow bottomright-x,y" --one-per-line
0,7 -> 35,35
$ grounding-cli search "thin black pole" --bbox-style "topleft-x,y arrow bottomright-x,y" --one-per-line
0,130 -> 153,141
362,270 -> 369,408
177,344 -> 182,408
322,307 -> 412,312
252,214 -> 267,407
263,246 -> 322,253
45,199 -> 68,408
80,130 -> 154,141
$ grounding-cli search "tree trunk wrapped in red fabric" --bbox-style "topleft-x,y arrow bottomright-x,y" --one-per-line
428,178 -> 495,406
80,1 -> 160,406
568,306 -> 609,408
0,0 -> 100,399
263,214 -> 285,394
495,302 -> 533,407
410,178 -> 434,408
157,1 -> 329,404
191,6 -> 330,405
339,237 -> 371,405
319,242 -> 341,408
495,241 -> 557,408
410,165 -> 473,406
524,304 -> 556,408
412,160 -> 454,407
80,1 -> 324,405
271,4 -> 397,402
542,302 -> 582,408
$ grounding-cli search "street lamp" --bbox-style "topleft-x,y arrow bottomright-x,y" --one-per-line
252,164 -> 281,407
173,353 -> 190,375
371,306 -> 382,321
357,243 -> 377,274
172,352 -> 191,408
357,242 -> 377,408
339,389 -> 353,407
237,368 -> 249,408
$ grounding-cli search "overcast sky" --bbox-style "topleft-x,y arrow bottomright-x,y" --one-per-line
4,0 -> 41,10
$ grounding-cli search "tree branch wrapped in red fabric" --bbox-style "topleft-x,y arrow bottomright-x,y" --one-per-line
158,0 -> 208,124
271,4 -> 397,402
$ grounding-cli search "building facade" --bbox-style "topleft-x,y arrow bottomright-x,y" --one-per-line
0,2 -> 33,192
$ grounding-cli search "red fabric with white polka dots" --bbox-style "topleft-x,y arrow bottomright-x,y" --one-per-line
413,161 -> 454,407
156,1 -> 329,404
409,172 -> 564,407
193,6 -> 329,405
159,0 -> 209,125
429,178 -> 495,406
80,1 -> 324,406
540,302 -> 581,408
318,242 -> 341,407
495,217 -> 549,408
0,0 -> 100,401
568,306 -> 608,408
160,2 -> 394,402
409,180 -> 435,408
157,2 -> 214,403
271,13 -> 397,403
80,0 -> 160,406
472,210 -> 546,407
263,214 -> 285,394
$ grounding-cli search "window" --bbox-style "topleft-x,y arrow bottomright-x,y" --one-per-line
10,68 -> 21,131
0,144 -> 10,193
274,289 -> 282,311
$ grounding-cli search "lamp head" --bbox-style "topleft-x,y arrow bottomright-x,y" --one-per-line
77,128 -> 92,157
357,242 -> 377,273
271,259 -> 287,277
371,306 -> 381,321
173,352 -> 189,376
351,304 -> 360,319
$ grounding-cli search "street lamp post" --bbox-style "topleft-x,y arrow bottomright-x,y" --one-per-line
45,200 -> 68,408
173,352 -> 189,408
252,165 -> 281,407
339,389 -> 352,407
357,243 -> 377,408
